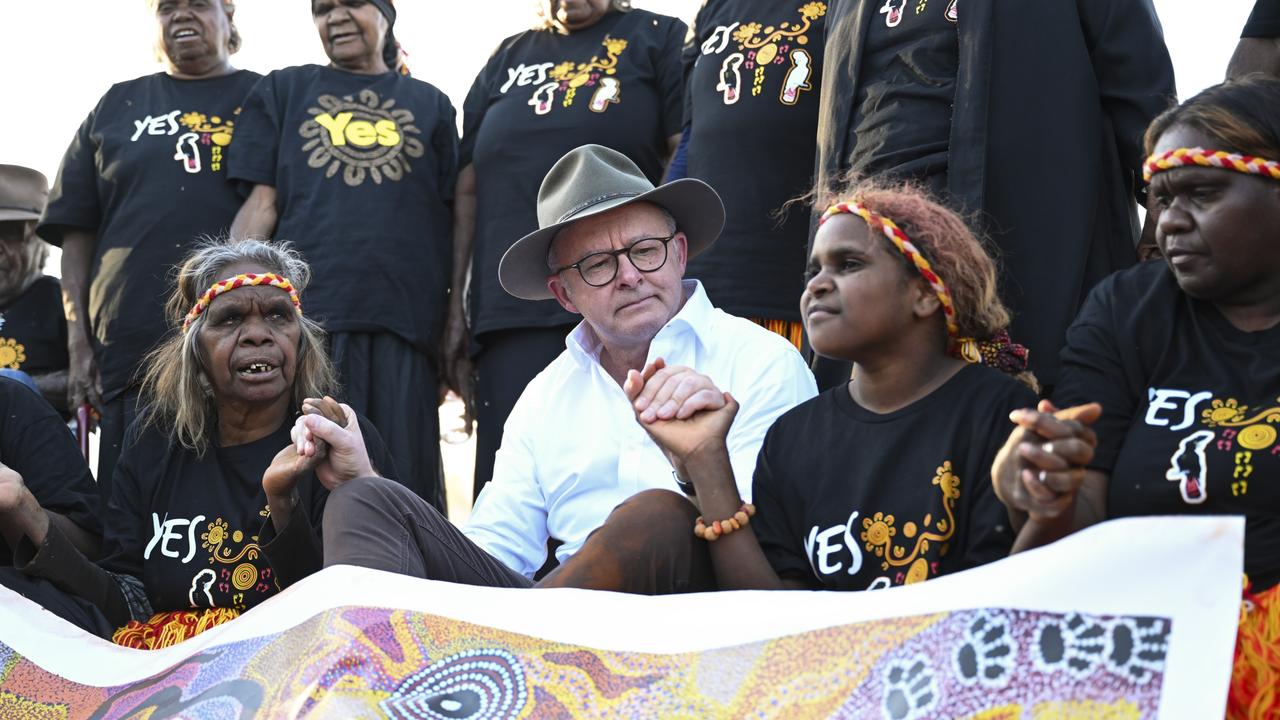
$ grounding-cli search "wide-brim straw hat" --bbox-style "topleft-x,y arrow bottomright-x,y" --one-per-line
499,144 -> 725,301
0,165 -> 49,222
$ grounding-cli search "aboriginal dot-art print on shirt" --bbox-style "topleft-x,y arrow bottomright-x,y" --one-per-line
229,66 -> 459,351
751,364 -> 1030,591
683,0 -> 828,321
460,9 -> 686,336
39,70 -> 261,400
1057,261 -> 1280,590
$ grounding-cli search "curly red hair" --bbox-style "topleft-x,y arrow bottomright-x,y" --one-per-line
816,178 -> 1036,390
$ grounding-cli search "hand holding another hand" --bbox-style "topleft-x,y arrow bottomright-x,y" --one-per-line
992,399 -> 1102,522
290,397 -> 377,491
624,358 -> 738,471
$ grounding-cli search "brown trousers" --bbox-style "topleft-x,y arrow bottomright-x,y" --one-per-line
323,477 -> 716,594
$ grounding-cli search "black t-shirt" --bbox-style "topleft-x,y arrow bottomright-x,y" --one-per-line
846,0 -> 958,181
682,0 -> 825,322
1055,261 -> 1280,590
0,276 -> 68,376
752,364 -> 1028,590
1243,0 -> 1280,37
461,10 -> 686,336
98,414 -> 394,613
0,377 -> 100,566
229,66 -> 458,352
38,71 -> 262,401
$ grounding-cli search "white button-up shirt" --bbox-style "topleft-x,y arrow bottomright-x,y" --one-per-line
463,281 -> 818,578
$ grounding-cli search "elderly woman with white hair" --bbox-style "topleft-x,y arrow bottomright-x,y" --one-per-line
4,238 -> 395,647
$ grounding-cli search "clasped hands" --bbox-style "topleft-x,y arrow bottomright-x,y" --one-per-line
622,358 -> 738,484
262,396 -> 378,500
992,399 -> 1103,523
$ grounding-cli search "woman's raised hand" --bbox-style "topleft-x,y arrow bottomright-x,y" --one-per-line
261,397 -> 347,499
291,397 -> 377,491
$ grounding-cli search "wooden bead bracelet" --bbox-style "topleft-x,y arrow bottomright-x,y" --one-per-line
694,502 -> 756,542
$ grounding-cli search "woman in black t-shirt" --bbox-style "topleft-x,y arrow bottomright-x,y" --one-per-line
991,77 -> 1280,718
670,0 -> 828,351
443,0 -> 686,498
229,0 -> 456,510
8,239 -> 393,647
38,0 -> 261,503
623,181 -> 1033,592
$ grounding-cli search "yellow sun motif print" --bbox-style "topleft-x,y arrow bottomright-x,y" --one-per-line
1202,398 -> 1248,426
200,516 -> 264,565
732,23 -> 763,46
861,512 -> 897,550
545,36 -> 630,108
1199,395 -> 1280,454
200,518 -> 230,554
0,338 -> 25,370
860,462 -> 961,580
179,110 -> 237,147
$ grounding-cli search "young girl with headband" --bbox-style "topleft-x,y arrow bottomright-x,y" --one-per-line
992,75 -> 1280,718
625,179 -> 1036,592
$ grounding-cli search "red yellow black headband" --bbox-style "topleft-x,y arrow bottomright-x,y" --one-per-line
1143,147 -> 1280,182
820,201 -> 959,338
183,273 -> 301,332
818,201 -> 1029,374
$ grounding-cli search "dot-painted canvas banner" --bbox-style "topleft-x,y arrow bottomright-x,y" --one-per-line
0,516 -> 1242,719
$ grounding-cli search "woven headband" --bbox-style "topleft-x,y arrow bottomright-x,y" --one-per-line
818,201 -> 1029,374
820,201 -> 959,338
182,273 -> 301,332
1143,147 -> 1280,182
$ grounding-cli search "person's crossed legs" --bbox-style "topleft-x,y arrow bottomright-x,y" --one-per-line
322,478 -> 715,594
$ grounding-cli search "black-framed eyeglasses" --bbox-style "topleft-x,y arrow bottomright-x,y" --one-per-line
554,234 -> 676,287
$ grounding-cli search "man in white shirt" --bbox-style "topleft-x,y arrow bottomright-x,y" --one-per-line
309,144 -> 816,592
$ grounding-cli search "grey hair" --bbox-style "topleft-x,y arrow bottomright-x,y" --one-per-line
137,236 -> 336,455
546,204 -> 677,271
534,0 -> 631,32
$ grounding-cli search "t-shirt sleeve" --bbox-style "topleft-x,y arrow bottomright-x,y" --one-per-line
459,51 -> 499,168
750,430 -> 817,587
1,383 -> 101,540
1243,0 -> 1280,37
37,105 -> 104,245
656,17 -> 690,140
226,73 -> 281,189
1053,278 -> 1138,473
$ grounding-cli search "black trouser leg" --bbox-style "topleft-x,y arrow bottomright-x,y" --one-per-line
472,325 -> 574,498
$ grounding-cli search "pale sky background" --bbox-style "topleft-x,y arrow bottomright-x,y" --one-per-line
0,0 -> 1258,278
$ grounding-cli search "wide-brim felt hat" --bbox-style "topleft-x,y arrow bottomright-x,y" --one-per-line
499,144 -> 725,301
0,165 -> 49,222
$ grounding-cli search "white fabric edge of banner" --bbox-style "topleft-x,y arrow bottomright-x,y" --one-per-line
0,514 -> 1243,718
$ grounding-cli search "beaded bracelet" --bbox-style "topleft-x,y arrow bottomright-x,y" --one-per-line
694,502 -> 756,542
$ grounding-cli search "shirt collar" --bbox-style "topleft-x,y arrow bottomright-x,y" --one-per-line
565,280 -> 712,372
